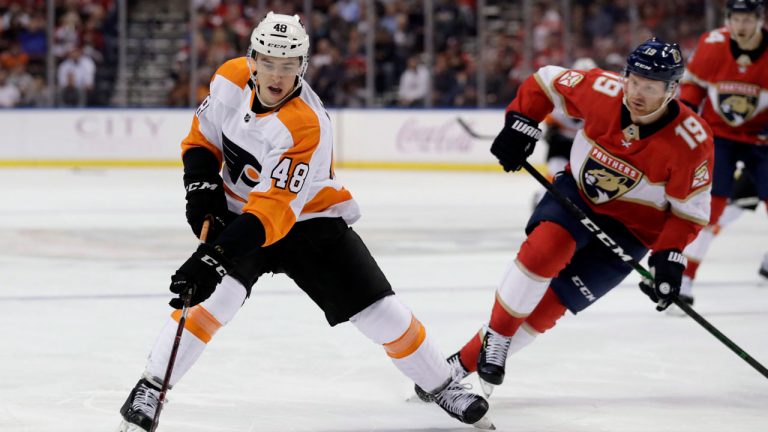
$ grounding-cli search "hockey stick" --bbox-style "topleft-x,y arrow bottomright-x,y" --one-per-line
151,216 -> 212,431
457,117 -> 768,379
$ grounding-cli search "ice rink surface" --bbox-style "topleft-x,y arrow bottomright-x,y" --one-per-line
1,168 -> 766,432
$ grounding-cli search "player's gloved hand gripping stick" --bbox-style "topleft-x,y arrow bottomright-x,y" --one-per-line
151,216 -> 213,432
457,117 -> 768,379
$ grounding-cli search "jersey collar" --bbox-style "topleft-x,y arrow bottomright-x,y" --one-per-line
620,99 -> 680,139
729,28 -> 768,62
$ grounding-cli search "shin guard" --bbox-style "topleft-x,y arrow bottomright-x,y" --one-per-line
350,295 -> 450,393
145,275 -> 247,386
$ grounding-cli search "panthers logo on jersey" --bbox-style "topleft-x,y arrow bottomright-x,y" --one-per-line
580,147 -> 642,204
716,81 -> 760,126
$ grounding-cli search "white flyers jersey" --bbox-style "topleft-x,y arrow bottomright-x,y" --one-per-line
181,57 -> 360,246
509,66 -> 714,251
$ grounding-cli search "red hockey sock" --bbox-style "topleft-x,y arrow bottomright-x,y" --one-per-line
489,297 -> 526,336
525,287 -> 567,334
459,332 -> 481,372
516,221 -> 577,278
683,259 -> 701,279
486,222 -> 575,337
709,195 -> 728,225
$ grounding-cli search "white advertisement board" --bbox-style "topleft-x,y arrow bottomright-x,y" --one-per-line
0,109 -> 545,169
0,109 -> 190,163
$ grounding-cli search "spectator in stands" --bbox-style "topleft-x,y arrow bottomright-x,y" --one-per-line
52,10 -> 81,59
19,12 -> 48,65
7,63 -> 33,100
0,42 -> 28,70
397,55 -> 429,107
22,75 -> 52,107
57,47 -> 95,106
0,69 -> 21,107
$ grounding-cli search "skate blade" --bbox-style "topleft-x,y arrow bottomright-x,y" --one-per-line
479,379 -> 495,398
472,415 -> 496,430
116,420 -> 148,432
405,393 -> 431,403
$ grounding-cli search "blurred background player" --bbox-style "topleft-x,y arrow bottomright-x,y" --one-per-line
417,38 -> 713,399
117,12 -> 491,432
674,0 -> 768,310
672,166 -> 768,315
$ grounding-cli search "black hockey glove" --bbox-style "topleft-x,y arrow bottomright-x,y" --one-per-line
490,110 -> 542,172
639,249 -> 687,311
169,243 -> 232,309
184,172 -> 228,242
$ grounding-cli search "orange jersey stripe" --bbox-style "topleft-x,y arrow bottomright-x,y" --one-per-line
214,57 -> 251,89
243,97 -> 321,246
383,315 -> 427,359
223,183 -> 247,203
245,193 -> 298,246
302,186 -> 353,214
181,115 -> 223,163
171,305 -> 222,344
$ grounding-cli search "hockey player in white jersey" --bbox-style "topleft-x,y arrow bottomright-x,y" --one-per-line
117,12 -> 492,431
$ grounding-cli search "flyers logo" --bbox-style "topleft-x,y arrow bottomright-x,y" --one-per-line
716,81 -> 760,126
557,71 -> 585,88
222,133 -> 261,188
580,147 -> 642,204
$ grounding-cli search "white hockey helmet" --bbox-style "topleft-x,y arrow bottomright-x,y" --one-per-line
248,12 -> 310,80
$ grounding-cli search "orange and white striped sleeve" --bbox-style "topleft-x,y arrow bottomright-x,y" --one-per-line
180,57 -> 251,165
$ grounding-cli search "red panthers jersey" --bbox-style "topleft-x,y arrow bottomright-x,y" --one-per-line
509,67 -> 714,251
680,28 -> 768,144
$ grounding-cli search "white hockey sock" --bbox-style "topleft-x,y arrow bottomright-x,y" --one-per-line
496,259 -> 552,317
508,323 -> 539,356
684,205 -> 744,264
680,275 -> 694,297
145,275 -> 247,386
350,295 -> 451,393
683,227 -> 716,266
718,204 -> 744,227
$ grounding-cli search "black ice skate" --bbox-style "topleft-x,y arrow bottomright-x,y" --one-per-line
117,377 -> 162,432
414,352 -> 470,403
433,378 -> 495,430
477,326 -> 512,397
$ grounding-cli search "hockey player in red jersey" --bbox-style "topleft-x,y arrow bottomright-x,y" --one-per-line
673,0 -> 768,309
117,12 -> 492,432
416,38 -> 714,399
